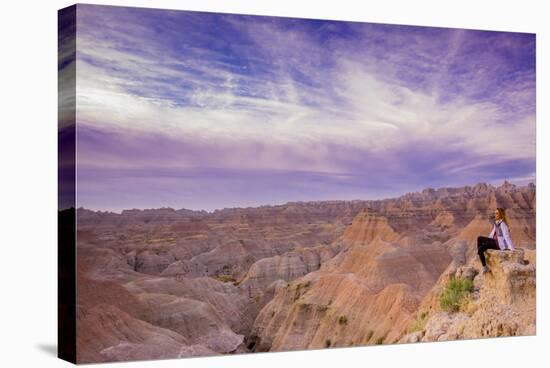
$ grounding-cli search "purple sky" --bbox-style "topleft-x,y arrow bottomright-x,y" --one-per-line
72,5 -> 536,212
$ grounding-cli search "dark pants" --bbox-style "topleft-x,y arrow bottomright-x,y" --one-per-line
477,236 -> 499,267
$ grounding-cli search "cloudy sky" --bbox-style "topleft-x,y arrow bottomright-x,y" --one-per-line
71,4 -> 536,212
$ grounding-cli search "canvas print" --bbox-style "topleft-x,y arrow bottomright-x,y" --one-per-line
58,4 -> 536,364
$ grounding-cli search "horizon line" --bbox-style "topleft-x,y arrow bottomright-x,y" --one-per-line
66,178 -> 536,215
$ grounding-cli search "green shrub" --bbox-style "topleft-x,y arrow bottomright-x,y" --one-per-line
408,311 -> 429,333
338,315 -> 348,325
439,277 -> 474,312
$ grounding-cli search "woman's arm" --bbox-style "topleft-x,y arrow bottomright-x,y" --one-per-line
501,222 -> 516,250
488,224 -> 495,238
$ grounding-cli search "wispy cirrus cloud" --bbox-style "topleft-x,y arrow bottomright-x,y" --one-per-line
70,4 -> 536,211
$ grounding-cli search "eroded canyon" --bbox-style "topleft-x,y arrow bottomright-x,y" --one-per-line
73,181 -> 536,363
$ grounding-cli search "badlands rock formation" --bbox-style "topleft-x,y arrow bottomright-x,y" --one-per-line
399,249 -> 536,343
74,181 -> 535,363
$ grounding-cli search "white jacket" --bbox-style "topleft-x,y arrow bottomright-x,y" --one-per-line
488,219 -> 515,250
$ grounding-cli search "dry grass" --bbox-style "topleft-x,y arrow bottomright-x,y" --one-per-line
408,311 -> 429,333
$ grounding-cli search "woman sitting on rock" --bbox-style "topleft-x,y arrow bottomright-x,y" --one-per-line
477,207 -> 515,274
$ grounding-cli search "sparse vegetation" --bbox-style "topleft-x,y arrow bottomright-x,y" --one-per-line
338,315 -> 348,326
214,274 -> 236,283
293,282 -> 310,301
366,330 -> 374,341
316,304 -> 329,312
297,302 -> 308,309
325,338 -> 332,348
370,331 -> 388,345
439,277 -> 474,312
408,311 -> 429,333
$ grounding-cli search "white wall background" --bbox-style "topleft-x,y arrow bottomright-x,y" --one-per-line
0,0 -> 547,367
